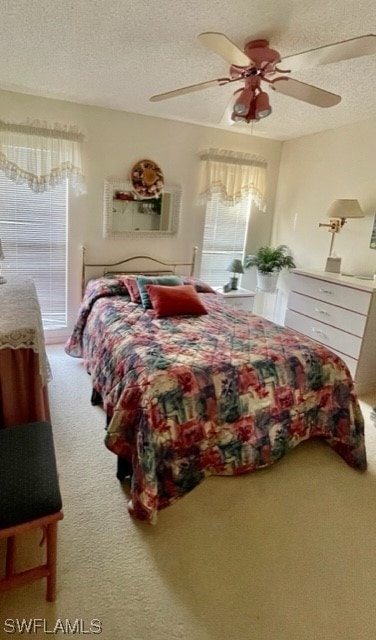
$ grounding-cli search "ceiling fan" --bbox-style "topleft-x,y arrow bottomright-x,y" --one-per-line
150,32 -> 376,123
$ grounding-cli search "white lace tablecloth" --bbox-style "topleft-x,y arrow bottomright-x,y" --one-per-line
0,277 -> 51,385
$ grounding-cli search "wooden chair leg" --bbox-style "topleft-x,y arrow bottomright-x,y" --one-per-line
46,522 -> 58,602
6,536 -> 16,576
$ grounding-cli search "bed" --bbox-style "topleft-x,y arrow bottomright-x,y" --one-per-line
65,249 -> 366,523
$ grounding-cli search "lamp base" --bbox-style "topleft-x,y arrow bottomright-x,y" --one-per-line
230,276 -> 239,290
325,256 -> 341,274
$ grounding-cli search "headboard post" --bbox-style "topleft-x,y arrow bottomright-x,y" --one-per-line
191,246 -> 198,276
81,245 -> 86,298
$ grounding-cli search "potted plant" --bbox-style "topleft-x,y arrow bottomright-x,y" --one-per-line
244,245 -> 295,293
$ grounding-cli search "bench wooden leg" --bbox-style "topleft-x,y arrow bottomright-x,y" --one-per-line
0,512 -> 63,601
6,536 -> 16,576
46,521 -> 58,602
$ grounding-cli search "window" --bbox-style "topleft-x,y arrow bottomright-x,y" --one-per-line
0,172 -> 67,329
200,192 -> 251,286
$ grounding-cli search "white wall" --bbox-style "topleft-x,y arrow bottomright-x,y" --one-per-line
0,89 -> 282,336
272,117 -> 376,322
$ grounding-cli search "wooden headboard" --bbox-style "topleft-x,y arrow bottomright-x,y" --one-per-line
81,245 -> 198,297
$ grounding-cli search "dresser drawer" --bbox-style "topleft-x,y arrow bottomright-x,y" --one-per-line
285,309 -> 362,360
287,291 -> 367,337
290,273 -> 371,315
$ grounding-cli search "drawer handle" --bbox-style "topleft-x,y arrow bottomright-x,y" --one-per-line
315,308 -> 329,315
312,327 -> 327,338
319,288 -> 332,294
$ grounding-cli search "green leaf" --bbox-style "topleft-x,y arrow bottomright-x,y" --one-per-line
244,245 -> 296,274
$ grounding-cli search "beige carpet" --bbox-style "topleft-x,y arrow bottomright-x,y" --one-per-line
1,344 -> 376,639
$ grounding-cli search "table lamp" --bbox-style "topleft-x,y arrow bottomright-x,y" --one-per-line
319,199 -> 364,272
226,258 -> 244,290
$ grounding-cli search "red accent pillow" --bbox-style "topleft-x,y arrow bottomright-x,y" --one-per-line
121,276 -> 142,303
145,284 -> 208,318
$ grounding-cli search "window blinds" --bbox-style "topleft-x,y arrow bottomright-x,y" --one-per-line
200,192 -> 251,286
0,170 -> 67,329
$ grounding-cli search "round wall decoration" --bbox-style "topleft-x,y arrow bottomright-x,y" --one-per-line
130,159 -> 164,198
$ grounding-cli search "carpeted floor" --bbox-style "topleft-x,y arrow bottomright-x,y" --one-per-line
1,344 -> 376,639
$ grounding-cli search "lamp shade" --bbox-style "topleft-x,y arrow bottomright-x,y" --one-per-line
327,199 -> 364,219
0,240 -> 4,261
226,258 -> 244,274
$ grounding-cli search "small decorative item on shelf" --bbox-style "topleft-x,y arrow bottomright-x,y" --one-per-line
137,197 -> 162,215
115,191 -> 135,201
226,258 -> 244,290
0,240 -> 6,284
223,282 -> 232,293
244,245 -> 295,293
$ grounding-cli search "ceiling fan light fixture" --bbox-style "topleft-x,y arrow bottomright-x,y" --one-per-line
245,100 -> 260,122
233,103 -> 248,116
254,91 -> 272,118
231,111 -> 248,122
233,87 -> 254,115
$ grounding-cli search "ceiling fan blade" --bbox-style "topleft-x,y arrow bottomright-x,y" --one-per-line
198,32 -> 251,67
282,34 -> 376,73
150,77 -> 232,102
272,77 -> 341,107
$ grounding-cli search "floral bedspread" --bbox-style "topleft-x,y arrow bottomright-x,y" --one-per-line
65,277 -> 366,523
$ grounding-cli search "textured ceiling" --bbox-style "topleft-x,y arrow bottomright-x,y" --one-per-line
0,0 -> 375,140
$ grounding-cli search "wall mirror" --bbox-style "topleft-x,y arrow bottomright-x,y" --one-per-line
103,180 -> 181,237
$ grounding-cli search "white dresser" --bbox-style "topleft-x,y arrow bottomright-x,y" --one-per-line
214,287 -> 256,312
284,269 -> 376,394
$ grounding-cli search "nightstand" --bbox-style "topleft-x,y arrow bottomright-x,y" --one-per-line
214,287 -> 256,312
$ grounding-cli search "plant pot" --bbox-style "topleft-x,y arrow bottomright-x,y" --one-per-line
256,271 -> 279,293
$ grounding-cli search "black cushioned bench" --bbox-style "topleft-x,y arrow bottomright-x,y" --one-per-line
0,421 -> 63,601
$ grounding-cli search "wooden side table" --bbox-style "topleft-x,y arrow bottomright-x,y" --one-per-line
0,277 -> 51,427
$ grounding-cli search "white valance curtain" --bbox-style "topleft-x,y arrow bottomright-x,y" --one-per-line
198,148 -> 267,211
0,119 -> 85,194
